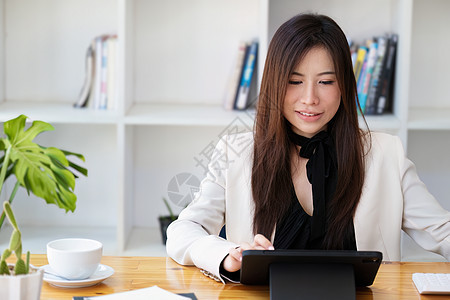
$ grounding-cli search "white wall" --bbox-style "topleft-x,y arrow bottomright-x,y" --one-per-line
4,0 -> 117,102
410,0 -> 450,109
268,0 -> 395,44
133,0 -> 260,104
407,131 -> 450,211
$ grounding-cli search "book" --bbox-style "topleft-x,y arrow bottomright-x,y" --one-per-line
98,35 -> 109,110
223,42 -> 248,111
234,40 -> 258,110
92,36 -> 104,110
353,46 -> 367,84
364,36 -> 388,115
376,34 -> 398,114
358,40 -> 378,113
73,43 -> 94,108
349,42 -> 358,67
106,35 -> 118,110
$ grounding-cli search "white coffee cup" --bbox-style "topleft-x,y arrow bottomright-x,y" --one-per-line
46,238 -> 103,280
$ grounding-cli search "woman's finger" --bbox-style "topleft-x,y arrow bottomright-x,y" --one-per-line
253,234 -> 275,250
239,242 -> 252,250
222,248 -> 243,272
228,247 -> 242,261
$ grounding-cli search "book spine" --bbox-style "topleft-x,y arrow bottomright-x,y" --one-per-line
356,60 -> 367,111
106,35 -> 117,111
93,36 -> 103,110
234,41 -> 258,110
376,34 -> 398,114
358,41 -> 378,113
74,45 -> 94,108
223,42 -> 247,111
99,36 -> 109,110
353,46 -> 367,84
364,36 -> 387,115
350,43 -> 358,67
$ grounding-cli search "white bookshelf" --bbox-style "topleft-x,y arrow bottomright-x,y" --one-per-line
0,101 -> 119,124
0,0 -> 449,261
125,104 -> 256,126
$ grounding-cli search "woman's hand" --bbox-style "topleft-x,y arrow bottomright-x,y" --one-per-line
222,234 -> 274,273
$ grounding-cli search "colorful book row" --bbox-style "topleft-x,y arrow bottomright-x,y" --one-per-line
351,34 -> 398,115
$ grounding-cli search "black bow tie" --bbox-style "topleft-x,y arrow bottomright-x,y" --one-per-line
287,129 -> 338,243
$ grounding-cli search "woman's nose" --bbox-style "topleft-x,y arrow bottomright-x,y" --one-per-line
300,84 -> 319,105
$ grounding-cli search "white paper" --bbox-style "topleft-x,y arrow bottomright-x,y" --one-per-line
86,286 -> 190,300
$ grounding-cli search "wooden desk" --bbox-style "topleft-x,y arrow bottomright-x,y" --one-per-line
30,255 -> 449,300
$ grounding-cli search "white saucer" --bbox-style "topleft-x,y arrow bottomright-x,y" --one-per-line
42,264 -> 114,288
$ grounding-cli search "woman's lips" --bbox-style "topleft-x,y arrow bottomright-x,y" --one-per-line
299,111 -> 319,116
296,111 -> 322,121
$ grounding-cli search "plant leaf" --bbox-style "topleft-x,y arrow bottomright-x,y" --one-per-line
3,115 -> 27,142
0,260 -> 10,275
55,186 -> 77,212
4,115 -> 54,144
15,243 -> 22,260
68,160 -> 88,177
0,154 -> 15,184
51,165 -> 76,190
61,149 -> 86,162
26,251 -> 30,274
46,148 -> 88,181
1,248 -> 11,261
14,258 -> 27,275
44,147 -> 69,167
4,201 -> 19,230
9,229 -> 21,252
3,115 -> 87,212
60,149 -> 88,176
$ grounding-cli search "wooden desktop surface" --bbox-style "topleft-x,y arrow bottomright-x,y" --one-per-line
29,254 -> 449,299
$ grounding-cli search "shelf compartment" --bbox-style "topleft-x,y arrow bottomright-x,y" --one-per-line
408,107 -> 450,130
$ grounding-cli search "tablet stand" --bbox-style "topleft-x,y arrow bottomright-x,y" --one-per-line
269,263 -> 355,300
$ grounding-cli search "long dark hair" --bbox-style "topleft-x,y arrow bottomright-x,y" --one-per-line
251,13 -> 368,249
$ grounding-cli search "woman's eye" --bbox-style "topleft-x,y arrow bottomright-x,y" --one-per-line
319,80 -> 334,85
289,80 -> 302,85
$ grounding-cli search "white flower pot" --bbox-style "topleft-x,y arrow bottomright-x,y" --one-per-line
0,266 -> 44,300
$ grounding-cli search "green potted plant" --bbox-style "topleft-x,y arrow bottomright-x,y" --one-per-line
0,115 -> 87,299
0,201 -> 42,300
158,197 -> 177,244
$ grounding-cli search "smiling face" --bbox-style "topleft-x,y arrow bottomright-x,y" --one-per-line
283,46 -> 341,138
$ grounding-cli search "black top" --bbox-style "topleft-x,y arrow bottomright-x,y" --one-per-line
278,129 -> 356,250
273,184 -> 357,250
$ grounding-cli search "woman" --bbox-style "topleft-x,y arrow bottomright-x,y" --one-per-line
166,13 -> 450,283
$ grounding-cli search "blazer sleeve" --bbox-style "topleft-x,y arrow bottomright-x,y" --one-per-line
166,135 -> 239,283
398,137 -> 450,260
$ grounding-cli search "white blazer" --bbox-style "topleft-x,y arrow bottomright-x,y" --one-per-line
166,132 -> 450,283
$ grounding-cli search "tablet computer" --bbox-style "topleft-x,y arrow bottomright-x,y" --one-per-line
240,249 -> 382,287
